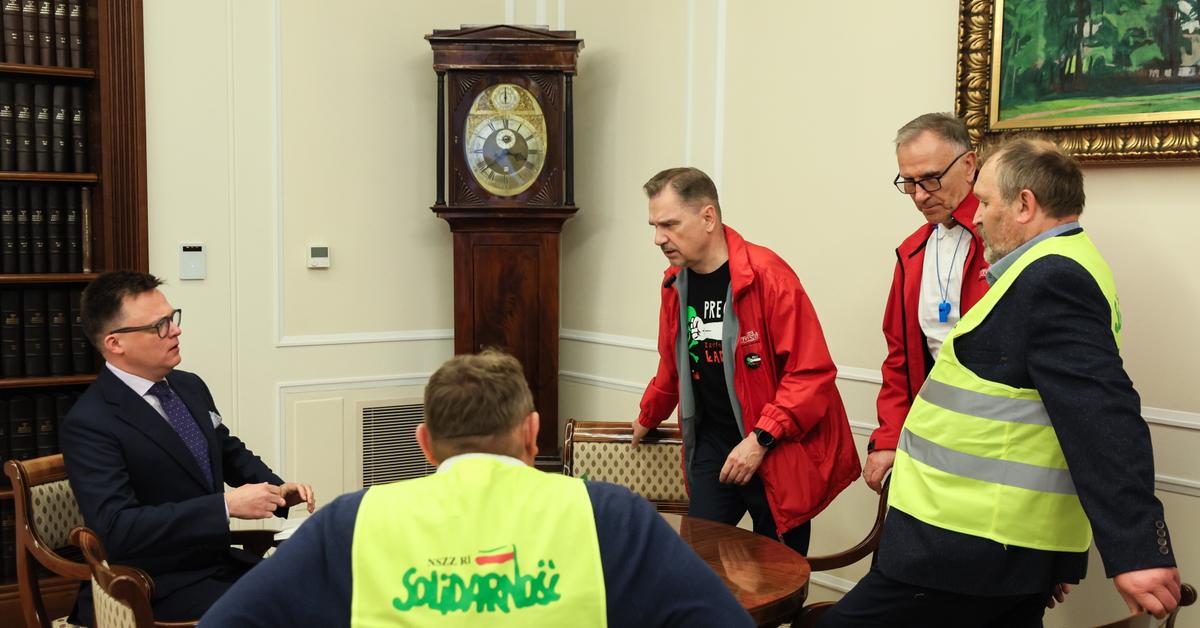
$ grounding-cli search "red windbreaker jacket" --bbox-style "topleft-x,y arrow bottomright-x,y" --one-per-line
869,193 -> 990,452
637,226 -> 860,534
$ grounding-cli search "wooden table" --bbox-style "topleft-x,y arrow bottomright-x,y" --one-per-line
662,513 -> 810,626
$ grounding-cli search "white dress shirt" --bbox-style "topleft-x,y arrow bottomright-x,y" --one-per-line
918,223 -> 970,360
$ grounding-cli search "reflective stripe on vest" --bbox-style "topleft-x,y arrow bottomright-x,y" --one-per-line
350,457 -> 607,627
890,231 -> 1120,553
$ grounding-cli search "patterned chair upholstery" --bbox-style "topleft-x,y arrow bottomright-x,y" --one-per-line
563,419 -> 689,514
91,576 -> 138,628
72,527 -> 195,628
5,455 -> 89,628
29,480 -> 85,553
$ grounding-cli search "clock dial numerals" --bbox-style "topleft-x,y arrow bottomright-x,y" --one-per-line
464,83 -> 548,197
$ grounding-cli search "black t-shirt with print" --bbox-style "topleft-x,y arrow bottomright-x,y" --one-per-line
686,262 -> 744,455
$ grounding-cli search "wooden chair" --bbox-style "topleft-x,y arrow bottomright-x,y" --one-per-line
5,455 -> 90,628
563,419 -> 689,514
71,527 -> 195,628
794,478 -> 890,628
6,455 -> 279,628
1094,583 -> 1196,628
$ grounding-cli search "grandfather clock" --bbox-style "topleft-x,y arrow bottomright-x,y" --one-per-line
427,25 -> 583,468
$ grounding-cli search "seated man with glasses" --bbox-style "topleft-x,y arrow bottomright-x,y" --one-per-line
59,270 -> 316,625
863,113 -> 990,494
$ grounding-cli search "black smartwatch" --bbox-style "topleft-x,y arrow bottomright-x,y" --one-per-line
753,428 -> 776,448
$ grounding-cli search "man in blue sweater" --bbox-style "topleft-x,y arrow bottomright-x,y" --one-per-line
202,350 -> 752,627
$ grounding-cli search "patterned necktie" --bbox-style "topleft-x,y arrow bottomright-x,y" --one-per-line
147,381 -> 213,487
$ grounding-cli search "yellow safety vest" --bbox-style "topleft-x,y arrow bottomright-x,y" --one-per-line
890,232 -> 1120,552
350,456 -> 607,627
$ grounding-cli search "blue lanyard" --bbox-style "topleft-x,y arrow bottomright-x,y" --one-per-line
934,225 -> 967,323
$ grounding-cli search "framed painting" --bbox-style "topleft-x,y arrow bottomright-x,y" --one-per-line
955,0 -> 1200,162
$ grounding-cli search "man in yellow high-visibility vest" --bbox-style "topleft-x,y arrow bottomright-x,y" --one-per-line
822,138 -> 1181,627
202,350 -> 753,627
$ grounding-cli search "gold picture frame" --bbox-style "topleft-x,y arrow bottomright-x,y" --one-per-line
955,0 -> 1200,163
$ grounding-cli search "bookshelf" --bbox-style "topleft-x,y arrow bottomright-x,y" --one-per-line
0,0 -> 146,624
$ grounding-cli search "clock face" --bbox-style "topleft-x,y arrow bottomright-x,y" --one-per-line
463,83 -> 547,197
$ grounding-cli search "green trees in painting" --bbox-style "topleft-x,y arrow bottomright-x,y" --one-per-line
1000,0 -> 1200,112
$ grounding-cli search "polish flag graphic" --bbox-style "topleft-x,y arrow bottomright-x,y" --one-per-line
475,545 -> 516,565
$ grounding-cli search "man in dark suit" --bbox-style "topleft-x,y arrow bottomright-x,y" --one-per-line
60,271 -> 315,624
821,138 -> 1181,627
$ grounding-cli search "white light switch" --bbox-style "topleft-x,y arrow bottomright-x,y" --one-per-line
307,244 -> 330,269
180,243 -> 206,280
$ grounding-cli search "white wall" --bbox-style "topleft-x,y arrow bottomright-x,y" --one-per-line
143,1 -> 1197,625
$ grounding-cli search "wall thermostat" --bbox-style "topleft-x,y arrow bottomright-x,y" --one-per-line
307,244 -> 330,269
179,243 -> 206,280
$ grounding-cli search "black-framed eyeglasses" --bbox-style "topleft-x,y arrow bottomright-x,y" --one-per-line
109,309 -> 182,339
894,151 -> 969,195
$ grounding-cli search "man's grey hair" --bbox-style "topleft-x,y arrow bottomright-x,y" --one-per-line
980,136 -> 1085,219
894,113 -> 972,151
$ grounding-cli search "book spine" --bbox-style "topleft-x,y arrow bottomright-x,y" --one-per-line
14,186 -> 27,272
53,391 -> 71,449
68,285 -> 86,372
51,0 -> 63,66
64,185 -> 77,271
65,0 -> 77,67
33,82 -> 49,171
0,289 -> 20,376
8,395 -> 34,460
79,184 -> 88,271
50,83 -> 65,171
34,393 -> 54,455
46,287 -> 65,374
1,0 -> 19,64
21,287 -> 45,375
45,185 -> 61,271
28,184 -> 43,272
0,81 -> 13,171
35,0 -> 48,66
0,187 -> 12,273
0,502 -> 14,580
69,84 -> 83,171
14,82 -> 31,172
19,0 -> 33,65
0,399 -> 8,467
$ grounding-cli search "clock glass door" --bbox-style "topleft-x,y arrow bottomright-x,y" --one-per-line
463,83 -> 548,197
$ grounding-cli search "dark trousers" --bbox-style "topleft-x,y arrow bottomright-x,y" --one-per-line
817,565 -> 1050,628
687,437 -> 811,555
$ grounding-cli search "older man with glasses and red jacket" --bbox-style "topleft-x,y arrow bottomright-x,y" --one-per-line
863,113 -> 991,494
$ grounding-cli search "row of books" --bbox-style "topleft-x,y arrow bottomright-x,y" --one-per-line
0,389 -> 80,581
1,287 -> 95,378
0,389 -> 77,462
0,82 -> 87,173
1,185 -> 88,273
1,0 -> 84,68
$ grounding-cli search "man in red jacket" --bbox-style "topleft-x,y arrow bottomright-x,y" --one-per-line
863,113 -> 990,492
632,167 -> 860,554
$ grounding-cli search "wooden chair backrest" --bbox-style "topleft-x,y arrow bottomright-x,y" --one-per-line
563,419 -> 689,514
73,526 -> 155,628
805,478 -> 890,572
794,478 -> 890,628
1094,583 -> 1196,628
5,455 -> 89,628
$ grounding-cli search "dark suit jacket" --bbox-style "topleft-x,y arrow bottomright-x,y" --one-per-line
60,366 -> 284,616
877,229 -> 1176,596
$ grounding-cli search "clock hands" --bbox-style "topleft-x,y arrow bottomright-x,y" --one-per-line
463,84 -> 545,194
